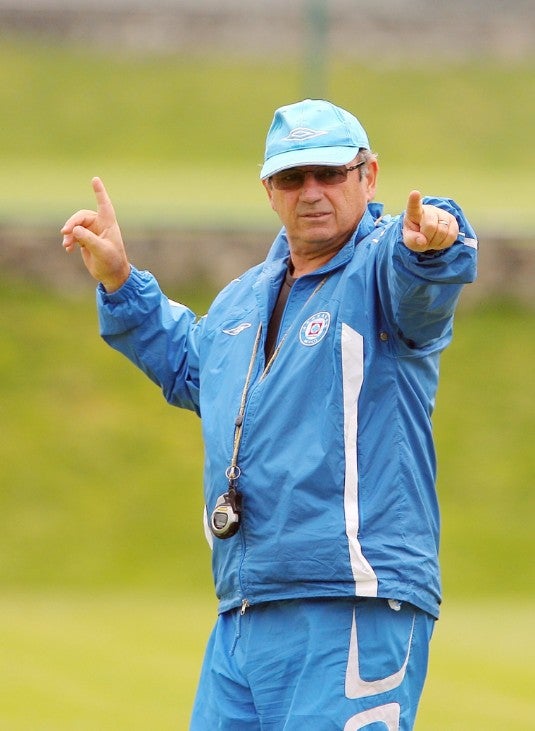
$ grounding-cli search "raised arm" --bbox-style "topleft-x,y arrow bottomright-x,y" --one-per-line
61,177 -> 131,293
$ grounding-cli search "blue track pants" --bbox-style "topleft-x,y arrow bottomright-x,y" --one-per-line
190,597 -> 435,730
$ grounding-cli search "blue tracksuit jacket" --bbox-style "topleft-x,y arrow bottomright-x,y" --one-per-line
97,200 -> 477,619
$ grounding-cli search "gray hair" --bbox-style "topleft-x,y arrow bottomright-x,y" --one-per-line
356,148 -> 377,180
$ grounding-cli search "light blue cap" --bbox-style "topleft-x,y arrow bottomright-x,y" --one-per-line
260,99 -> 370,179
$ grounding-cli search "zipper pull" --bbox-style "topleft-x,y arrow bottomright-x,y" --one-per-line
240,598 -> 250,615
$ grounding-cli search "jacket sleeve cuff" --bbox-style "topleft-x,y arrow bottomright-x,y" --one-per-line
97,266 -> 163,335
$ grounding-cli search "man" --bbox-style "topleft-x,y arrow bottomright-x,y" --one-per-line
62,99 -> 477,730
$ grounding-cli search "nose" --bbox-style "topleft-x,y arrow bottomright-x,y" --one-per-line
299,171 -> 324,200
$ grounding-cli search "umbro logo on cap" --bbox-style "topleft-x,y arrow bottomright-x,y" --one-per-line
282,127 -> 329,141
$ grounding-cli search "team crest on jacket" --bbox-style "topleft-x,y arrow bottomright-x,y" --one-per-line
299,312 -> 331,346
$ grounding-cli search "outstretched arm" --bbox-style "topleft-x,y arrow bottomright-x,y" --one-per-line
378,191 -> 477,352
61,177 -> 131,293
402,190 -> 459,253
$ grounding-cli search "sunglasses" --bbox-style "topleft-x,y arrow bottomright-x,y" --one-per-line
269,161 -> 366,191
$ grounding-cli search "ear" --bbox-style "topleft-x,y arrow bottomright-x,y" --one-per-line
262,178 -> 277,211
364,158 -> 379,202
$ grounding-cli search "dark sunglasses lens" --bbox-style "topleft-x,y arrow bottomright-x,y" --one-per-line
316,168 -> 347,185
272,167 -> 348,190
272,171 -> 304,190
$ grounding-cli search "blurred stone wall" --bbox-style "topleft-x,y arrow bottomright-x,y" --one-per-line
1,222 -> 533,309
0,0 -> 533,61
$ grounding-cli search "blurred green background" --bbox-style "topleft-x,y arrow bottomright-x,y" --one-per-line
1,2 -> 534,728
1,37 -> 534,230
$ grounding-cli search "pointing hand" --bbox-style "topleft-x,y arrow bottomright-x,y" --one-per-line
402,190 -> 459,253
61,177 -> 130,292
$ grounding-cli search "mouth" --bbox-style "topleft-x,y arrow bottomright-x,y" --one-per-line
300,211 -> 331,220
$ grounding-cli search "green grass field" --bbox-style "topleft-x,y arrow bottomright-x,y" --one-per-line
0,591 -> 216,731
0,593 -> 532,730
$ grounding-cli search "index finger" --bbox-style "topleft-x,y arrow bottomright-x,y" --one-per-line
92,176 -> 116,221
405,190 -> 424,226
61,176 -> 115,236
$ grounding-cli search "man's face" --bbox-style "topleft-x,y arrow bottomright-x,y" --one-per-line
262,157 -> 378,261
